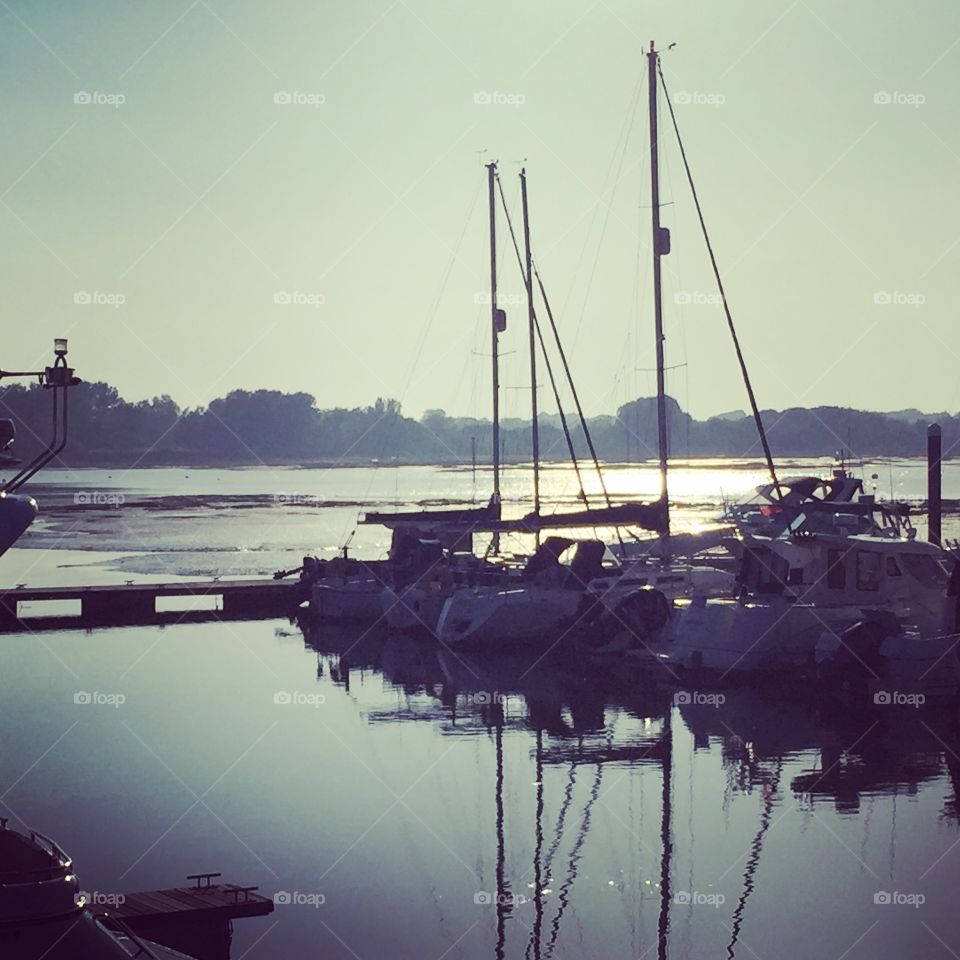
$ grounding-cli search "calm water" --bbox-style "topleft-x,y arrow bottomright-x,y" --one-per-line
1,462 -> 959,959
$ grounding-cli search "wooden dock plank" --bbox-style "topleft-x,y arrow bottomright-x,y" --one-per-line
0,579 -> 295,602
108,883 -> 274,921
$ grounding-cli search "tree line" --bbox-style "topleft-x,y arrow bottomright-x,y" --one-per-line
0,380 -> 952,468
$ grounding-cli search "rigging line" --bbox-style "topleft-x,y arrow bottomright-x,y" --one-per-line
572,71 -> 646,348
656,60 -> 782,500
533,267 -> 629,523
495,173 -> 591,508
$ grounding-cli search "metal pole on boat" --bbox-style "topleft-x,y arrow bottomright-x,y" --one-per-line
928,422 -> 942,547
647,41 -> 671,555
520,168 -> 542,529
487,161 -> 503,551
471,435 -> 477,496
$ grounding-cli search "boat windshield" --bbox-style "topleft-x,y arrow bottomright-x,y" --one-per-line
900,553 -> 949,586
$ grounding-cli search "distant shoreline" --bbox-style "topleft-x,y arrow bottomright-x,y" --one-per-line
17,453 -> 954,472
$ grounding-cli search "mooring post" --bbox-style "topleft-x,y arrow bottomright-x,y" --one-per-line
928,423 -> 942,547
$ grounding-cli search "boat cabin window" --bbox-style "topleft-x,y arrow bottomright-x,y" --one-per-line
900,553 -> 948,586
826,549 -> 846,589
885,556 -> 902,577
856,551 -> 881,591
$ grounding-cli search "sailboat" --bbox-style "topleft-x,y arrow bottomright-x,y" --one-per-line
545,44 -> 959,684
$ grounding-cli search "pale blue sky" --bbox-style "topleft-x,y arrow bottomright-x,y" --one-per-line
2,0 -> 959,421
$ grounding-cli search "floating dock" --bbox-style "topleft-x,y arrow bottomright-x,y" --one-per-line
0,578 -> 302,631
98,873 -> 274,960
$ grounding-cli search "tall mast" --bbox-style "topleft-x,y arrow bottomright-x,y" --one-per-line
487,162 -> 502,518
647,41 -> 671,550
520,168 -> 541,520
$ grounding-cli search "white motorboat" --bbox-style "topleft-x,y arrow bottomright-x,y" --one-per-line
312,576 -> 394,623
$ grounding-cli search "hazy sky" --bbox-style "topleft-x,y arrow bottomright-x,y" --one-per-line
3,0 -> 960,422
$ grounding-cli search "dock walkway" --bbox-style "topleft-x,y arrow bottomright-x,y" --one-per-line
0,578 -> 301,630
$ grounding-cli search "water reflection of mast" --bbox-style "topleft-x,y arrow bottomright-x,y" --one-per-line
724,759 -> 782,960
658,706 -> 673,960
545,759 -> 604,959
531,729 -> 544,960
494,705 -> 507,960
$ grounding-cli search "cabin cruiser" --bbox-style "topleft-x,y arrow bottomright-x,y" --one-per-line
726,467 -> 952,635
0,824 -> 192,959
578,468 -> 957,683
